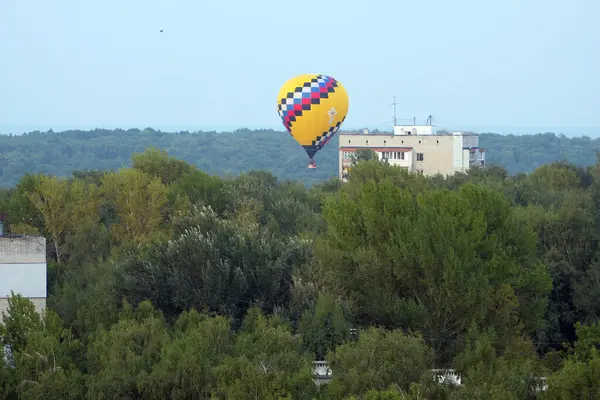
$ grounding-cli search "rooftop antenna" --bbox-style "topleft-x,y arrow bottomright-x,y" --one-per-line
426,114 -> 433,126
390,96 -> 397,126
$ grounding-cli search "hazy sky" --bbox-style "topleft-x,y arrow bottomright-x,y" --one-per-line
1,0 -> 598,134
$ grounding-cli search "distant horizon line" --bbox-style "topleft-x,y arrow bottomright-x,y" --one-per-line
1,124 -> 600,137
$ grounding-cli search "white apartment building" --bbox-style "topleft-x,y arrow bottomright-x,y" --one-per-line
0,216 -> 47,317
338,125 -> 486,182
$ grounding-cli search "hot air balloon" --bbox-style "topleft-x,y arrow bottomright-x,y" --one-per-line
277,74 -> 349,169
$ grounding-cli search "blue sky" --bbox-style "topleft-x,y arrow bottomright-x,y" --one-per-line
1,0 -> 598,135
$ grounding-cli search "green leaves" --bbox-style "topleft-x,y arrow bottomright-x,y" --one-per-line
320,180 -> 551,362
3,136 -> 600,398
100,168 -> 169,246
116,205 -> 313,320
298,294 -> 351,360
326,327 -> 433,398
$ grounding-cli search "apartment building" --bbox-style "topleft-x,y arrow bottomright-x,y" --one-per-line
338,125 -> 485,181
0,215 -> 47,317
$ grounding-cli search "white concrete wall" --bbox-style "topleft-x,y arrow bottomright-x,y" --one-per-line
462,149 -> 470,170
462,135 -> 479,148
0,236 -> 47,317
452,134 -> 464,171
0,263 -> 47,298
0,236 -> 46,263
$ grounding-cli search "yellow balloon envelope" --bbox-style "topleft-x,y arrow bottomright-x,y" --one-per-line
277,74 -> 349,168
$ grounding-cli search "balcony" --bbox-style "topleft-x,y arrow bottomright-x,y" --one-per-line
313,361 -> 332,386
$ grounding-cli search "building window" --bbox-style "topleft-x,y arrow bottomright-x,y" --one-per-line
382,151 -> 395,160
417,153 -> 424,161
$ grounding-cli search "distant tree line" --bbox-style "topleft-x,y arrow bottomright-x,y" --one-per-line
0,128 -> 598,188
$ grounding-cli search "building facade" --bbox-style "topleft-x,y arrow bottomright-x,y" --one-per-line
338,125 -> 485,182
0,232 -> 47,317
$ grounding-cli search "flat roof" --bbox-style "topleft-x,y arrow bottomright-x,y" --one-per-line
340,146 -> 413,150
0,234 -> 44,239
338,132 -> 479,137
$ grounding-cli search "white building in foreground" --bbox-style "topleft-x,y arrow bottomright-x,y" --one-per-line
0,216 -> 47,316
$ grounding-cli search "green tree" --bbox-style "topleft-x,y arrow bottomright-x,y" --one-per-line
544,321 -> 600,399
450,328 -> 547,399
0,292 -> 43,355
131,147 -> 197,186
100,168 -> 169,245
117,205 -> 312,320
0,294 -> 85,400
5,174 -> 45,231
350,149 -> 379,165
85,301 -> 169,399
298,293 -> 351,360
319,180 -> 551,362
138,310 -> 234,399
27,175 -> 100,262
212,308 -> 317,400
326,327 -> 433,398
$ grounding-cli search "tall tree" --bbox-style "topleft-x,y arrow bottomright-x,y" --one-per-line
318,180 -> 551,362
27,175 -> 100,262
100,168 -> 169,245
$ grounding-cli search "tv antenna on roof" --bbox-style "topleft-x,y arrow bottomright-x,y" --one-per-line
426,114 -> 434,126
390,96 -> 398,126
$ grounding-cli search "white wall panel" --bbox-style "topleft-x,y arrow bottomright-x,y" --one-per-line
0,263 -> 47,298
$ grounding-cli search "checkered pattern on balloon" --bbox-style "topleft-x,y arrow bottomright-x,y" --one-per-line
277,75 -> 347,152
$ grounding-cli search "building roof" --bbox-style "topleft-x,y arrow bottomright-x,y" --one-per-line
0,234 -> 44,239
338,131 -> 480,137
340,146 -> 413,151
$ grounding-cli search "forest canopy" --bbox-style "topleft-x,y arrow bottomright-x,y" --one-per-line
1,146 -> 600,398
0,128 -> 598,188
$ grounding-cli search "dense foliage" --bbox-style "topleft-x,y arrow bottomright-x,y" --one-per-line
1,128 -> 599,188
1,147 -> 600,398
